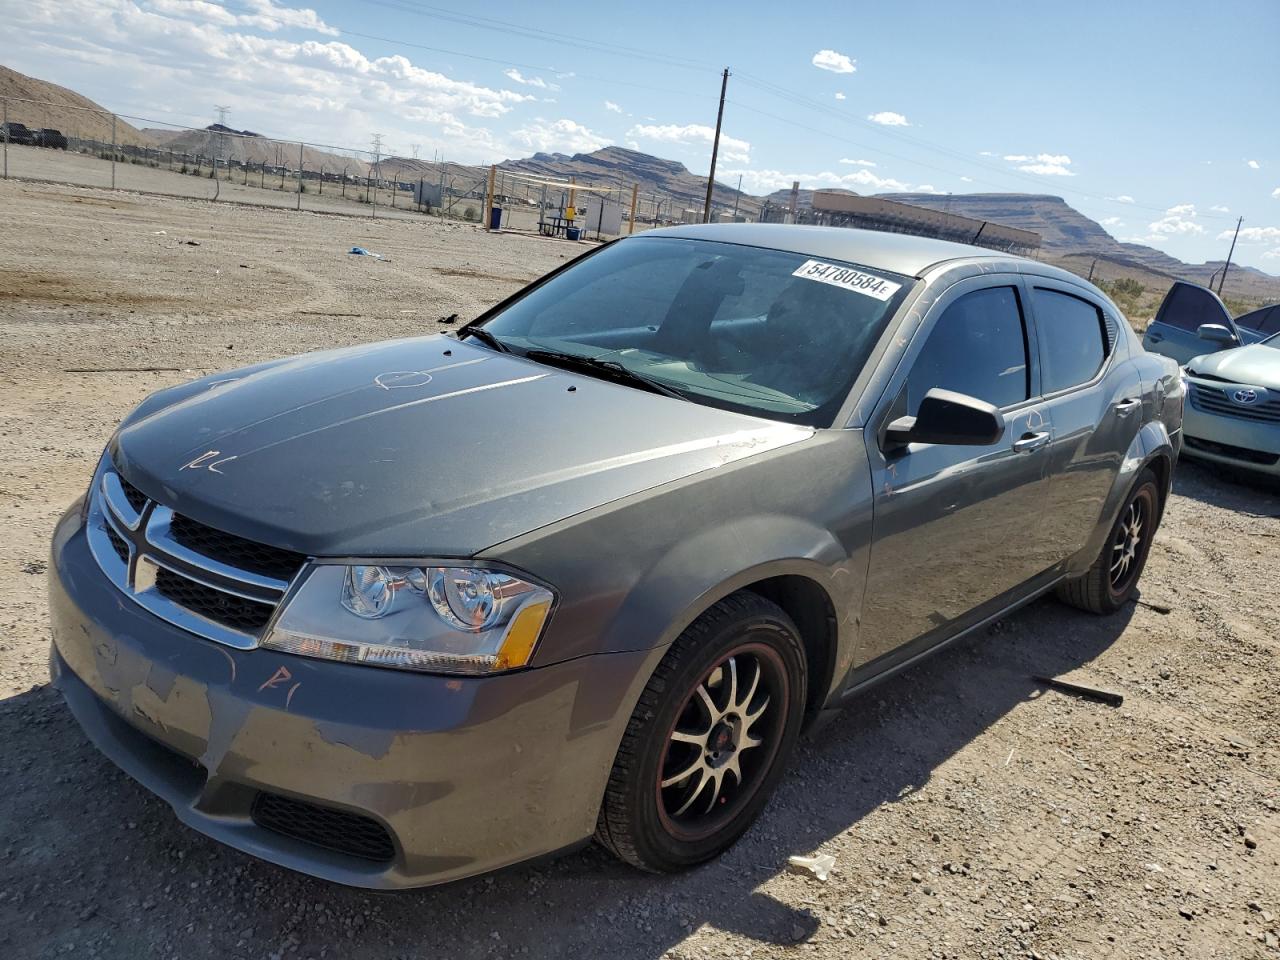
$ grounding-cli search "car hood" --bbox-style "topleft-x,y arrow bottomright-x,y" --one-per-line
1188,343 -> 1280,388
112,336 -> 813,557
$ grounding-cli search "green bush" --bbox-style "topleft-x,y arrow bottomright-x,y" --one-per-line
463,205 -> 477,221
1099,276 -> 1145,314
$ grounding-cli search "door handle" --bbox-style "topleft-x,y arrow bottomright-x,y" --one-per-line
1114,397 -> 1142,416
1012,431 -> 1051,453
1147,332 -> 1163,342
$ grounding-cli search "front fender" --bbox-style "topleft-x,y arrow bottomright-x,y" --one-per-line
486,430 -> 873,692
1067,418 -> 1174,577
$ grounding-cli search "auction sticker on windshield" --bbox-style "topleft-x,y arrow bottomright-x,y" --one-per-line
792,260 -> 902,301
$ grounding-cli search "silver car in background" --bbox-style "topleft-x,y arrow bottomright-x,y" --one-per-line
1144,281 -> 1280,475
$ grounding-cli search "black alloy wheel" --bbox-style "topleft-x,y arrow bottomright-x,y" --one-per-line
596,592 -> 807,872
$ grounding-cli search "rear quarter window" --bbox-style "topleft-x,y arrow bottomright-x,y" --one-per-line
1033,288 -> 1108,394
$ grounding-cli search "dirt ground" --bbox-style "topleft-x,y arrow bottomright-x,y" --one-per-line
0,178 -> 1277,960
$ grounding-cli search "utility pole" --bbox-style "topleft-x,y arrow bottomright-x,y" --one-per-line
215,105 -> 230,126
371,133 -> 383,218
731,173 -> 743,222
703,67 -> 729,224
1218,216 -> 1243,295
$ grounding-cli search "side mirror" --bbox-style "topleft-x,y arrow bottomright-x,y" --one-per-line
884,388 -> 1006,449
1197,323 -> 1238,346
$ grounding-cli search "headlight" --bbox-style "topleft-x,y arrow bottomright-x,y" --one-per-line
263,564 -> 555,675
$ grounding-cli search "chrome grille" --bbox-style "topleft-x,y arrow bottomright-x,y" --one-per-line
1188,382 -> 1280,424
85,460 -> 307,648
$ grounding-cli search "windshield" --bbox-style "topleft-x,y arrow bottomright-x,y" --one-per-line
1265,332 -> 1280,348
475,236 -> 913,426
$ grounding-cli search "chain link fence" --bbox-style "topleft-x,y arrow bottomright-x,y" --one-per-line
0,97 -> 736,236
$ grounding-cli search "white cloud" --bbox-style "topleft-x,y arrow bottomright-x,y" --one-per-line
0,0 -> 550,164
812,49 -> 856,74
504,68 -> 557,91
721,166 -> 917,195
1209,204 -> 1230,213
1246,159 -> 1261,169
959,176 -> 973,182
839,158 -> 876,167
867,111 -> 909,126
834,92 -> 846,101
1261,247 -> 1280,260
510,118 -> 608,155
149,0 -> 338,36
1004,152 -> 1073,176
627,123 -> 750,163
1272,187 -> 1280,199
603,100 -> 622,113
1148,203 -> 1205,236
1108,195 -> 1136,204
979,150 -> 996,157
914,184 -> 944,194
1219,225 -> 1280,243
1101,216 -> 1123,227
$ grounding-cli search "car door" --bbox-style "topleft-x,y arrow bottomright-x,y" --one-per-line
1234,304 -> 1280,343
1143,281 -> 1244,363
1024,281 -> 1145,560
857,277 -> 1055,669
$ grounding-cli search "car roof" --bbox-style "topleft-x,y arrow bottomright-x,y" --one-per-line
638,223 -> 1024,278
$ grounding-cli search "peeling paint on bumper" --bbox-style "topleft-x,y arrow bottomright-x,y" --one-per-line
48,503 -> 660,888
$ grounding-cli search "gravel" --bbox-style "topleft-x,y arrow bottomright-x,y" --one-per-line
0,178 -> 1277,959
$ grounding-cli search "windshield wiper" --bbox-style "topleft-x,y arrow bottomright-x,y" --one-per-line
522,349 -> 689,401
458,325 -> 510,353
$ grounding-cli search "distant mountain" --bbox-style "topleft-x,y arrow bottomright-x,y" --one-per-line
3,63 -> 1273,301
141,125 -> 371,176
0,64 -> 151,145
879,193 -> 1277,290
500,146 -> 758,215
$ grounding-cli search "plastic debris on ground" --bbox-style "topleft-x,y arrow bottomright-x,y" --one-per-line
349,246 -> 390,261
786,853 -> 836,881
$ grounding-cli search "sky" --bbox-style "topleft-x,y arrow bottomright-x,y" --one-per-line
4,0 -> 1280,270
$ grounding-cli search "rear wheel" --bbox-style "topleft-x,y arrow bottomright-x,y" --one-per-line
1056,468 -> 1161,614
595,592 -> 806,872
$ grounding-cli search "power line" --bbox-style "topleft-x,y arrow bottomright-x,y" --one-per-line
206,0 -> 1238,221
733,73 -> 1236,221
355,0 -> 718,73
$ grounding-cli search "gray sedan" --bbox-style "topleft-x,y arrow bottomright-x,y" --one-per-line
48,225 -> 1183,888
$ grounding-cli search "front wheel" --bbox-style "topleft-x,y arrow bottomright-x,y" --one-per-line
1056,468 -> 1161,614
595,592 -> 807,872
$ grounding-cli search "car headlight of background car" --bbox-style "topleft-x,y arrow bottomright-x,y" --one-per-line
263,564 -> 555,675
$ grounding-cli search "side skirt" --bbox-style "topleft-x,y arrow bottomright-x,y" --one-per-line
837,573 -> 1066,704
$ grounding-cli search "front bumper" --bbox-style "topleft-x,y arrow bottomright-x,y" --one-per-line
48,503 -> 661,888
1182,400 -> 1280,477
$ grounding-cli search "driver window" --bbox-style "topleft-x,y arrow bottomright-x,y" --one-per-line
905,286 -> 1030,414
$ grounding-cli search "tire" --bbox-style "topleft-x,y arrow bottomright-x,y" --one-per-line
595,592 -> 807,872
1056,468 -> 1161,615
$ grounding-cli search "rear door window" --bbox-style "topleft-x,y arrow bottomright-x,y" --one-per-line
1236,305 -> 1280,336
906,286 -> 1030,413
1033,288 -> 1109,393
1152,281 -> 1233,332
